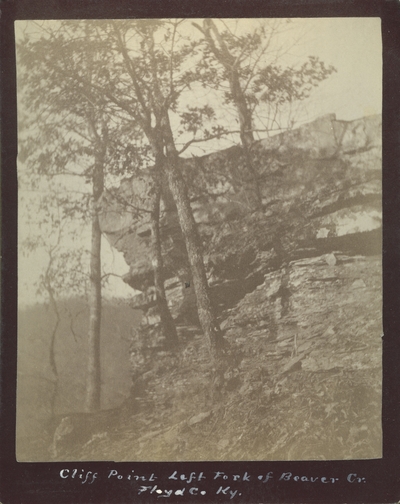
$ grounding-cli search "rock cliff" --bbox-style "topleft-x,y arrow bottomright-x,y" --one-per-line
100,113 -> 381,326
94,113 -> 381,461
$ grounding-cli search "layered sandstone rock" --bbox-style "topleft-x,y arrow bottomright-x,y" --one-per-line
99,113 -> 381,330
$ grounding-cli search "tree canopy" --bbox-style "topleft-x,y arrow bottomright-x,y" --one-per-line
17,18 -> 337,355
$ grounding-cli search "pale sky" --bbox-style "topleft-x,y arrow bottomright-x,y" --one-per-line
17,17 -> 382,306
290,18 -> 381,120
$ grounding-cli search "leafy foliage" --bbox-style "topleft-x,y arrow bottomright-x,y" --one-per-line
194,19 -> 336,136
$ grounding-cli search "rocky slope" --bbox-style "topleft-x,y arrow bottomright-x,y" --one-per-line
54,113 -> 382,461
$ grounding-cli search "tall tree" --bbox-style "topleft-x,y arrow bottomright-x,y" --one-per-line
195,19 -> 336,141
194,19 -> 258,148
149,159 -> 179,346
85,111 -> 106,411
103,142 -> 180,346
103,20 -> 224,351
194,19 -> 336,206
17,21 -> 119,411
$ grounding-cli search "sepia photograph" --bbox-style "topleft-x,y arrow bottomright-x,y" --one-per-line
16,17 -> 382,463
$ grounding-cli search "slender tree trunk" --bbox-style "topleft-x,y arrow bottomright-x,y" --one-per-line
228,65 -> 262,209
160,117 -> 223,352
230,74 -> 262,205
85,155 -> 104,413
230,71 -> 254,148
200,19 -> 255,147
242,143 -> 262,210
130,26 -> 223,352
150,180 -> 179,346
200,19 -> 262,208
46,281 -> 60,416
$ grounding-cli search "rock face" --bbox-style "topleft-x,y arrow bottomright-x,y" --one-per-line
99,113 -> 381,328
93,113 -> 382,461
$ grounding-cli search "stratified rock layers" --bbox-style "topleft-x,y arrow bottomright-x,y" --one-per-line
99,113 -> 381,331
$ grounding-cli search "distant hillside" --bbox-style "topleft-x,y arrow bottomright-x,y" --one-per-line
16,297 -> 141,461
